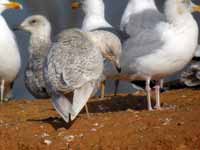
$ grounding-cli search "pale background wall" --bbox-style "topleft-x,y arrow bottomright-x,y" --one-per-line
3,0 -> 200,98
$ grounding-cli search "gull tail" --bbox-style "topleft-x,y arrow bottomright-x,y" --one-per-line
51,93 -> 73,123
71,82 -> 95,120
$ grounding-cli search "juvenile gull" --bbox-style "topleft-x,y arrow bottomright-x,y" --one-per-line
180,45 -> 200,87
0,0 -> 22,102
181,61 -> 200,87
44,28 -> 122,122
114,0 -> 200,110
72,0 -> 123,99
16,15 -> 51,98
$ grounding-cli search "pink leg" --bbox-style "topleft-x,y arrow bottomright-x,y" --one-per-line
146,79 -> 153,111
85,104 -> 90,118
154,80 -> 162,110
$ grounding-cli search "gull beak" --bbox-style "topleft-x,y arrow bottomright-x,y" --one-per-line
12,25 -> 22,31
4,2 -> 23,10
191,3 -> 200,13
71,2 -> 81,10
114,60 -> 121,73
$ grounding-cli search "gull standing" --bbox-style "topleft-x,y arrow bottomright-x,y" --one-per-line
72,0 -> 122,99
114,0 -> 165,93
15,15 -> 51,98
44,26 -> 122,122
0,0 -> 22,102
114,0 -> 200,110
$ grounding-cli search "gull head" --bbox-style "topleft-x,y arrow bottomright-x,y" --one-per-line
0,0 -> 22,13
71,0 -> 105,16
16,15 -> 51,37
87,31 -> 122,73
165,0 -> 200,15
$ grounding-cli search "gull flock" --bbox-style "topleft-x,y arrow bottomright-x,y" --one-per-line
1,0 -> 200,124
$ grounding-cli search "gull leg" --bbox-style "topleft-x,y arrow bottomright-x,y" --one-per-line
146,78 -> 153,111
114,80 -> 120,96
85,104 -> 90,118
0,80 -> 5,103
160,79 -> 164,88
154,80 -> 161,110
100,80 -> 105,99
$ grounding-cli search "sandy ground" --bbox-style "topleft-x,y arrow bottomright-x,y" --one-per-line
0,88 -> 200,150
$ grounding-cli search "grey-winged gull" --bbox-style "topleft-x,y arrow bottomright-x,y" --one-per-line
113,0 -> 165,94
113,0 -> 200,110
15,15 -> 51,98
72,0 -> 123,99
44,27 -> 122,122
0,0 -> 22,102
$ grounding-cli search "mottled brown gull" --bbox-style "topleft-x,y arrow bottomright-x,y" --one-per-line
15,15 -> 51,98
44,27 -> 122,122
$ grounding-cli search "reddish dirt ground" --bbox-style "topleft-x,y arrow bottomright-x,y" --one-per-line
0,88 -> 200,150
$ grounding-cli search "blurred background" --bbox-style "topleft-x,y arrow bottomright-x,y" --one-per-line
3,0 -> 200,99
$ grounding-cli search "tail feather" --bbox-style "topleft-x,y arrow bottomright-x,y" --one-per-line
71,82 -> 95,120
51,93 -> 73,123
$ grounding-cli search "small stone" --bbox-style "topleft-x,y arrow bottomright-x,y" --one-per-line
43,139 -> 52,145
126,109 -> 134,112
64,135 -> 74,142
93,123 -> 99,127
41,133 -> 49,138
91,128 -> 97,132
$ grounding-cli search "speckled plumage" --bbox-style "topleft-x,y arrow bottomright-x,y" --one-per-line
44,29 -> 103,122
18,15 -> 52,98
24,38 -> 51,98
181,61 -> 200,87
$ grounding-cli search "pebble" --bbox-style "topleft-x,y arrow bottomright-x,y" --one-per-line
43,139 -> 52,145
64,135 -> 75,142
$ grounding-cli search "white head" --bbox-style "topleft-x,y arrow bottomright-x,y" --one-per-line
120,0 -> 157,30
17,15 -> 52,39
72,0 -> 112,31
0,0 -> 22,13
72,0 -> 105,17
87,31 -> 122,72
164,0 -> 200,21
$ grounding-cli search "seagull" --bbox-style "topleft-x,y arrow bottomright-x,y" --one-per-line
113,0 -> 200,110
15,15 -> 51,98
72,0 -> 123,99
113,0 -> 165,94
181,61 -> 200,87
180,44 -> 200,87
44,26 -> 122,122
0,0 -> 22,102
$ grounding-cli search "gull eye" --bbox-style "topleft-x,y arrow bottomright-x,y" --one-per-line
30,19 -> 37,24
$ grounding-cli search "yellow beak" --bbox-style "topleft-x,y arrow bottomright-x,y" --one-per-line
192,5 -> 200,13
4,2 -> 22,10
71,2 -> 81,10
